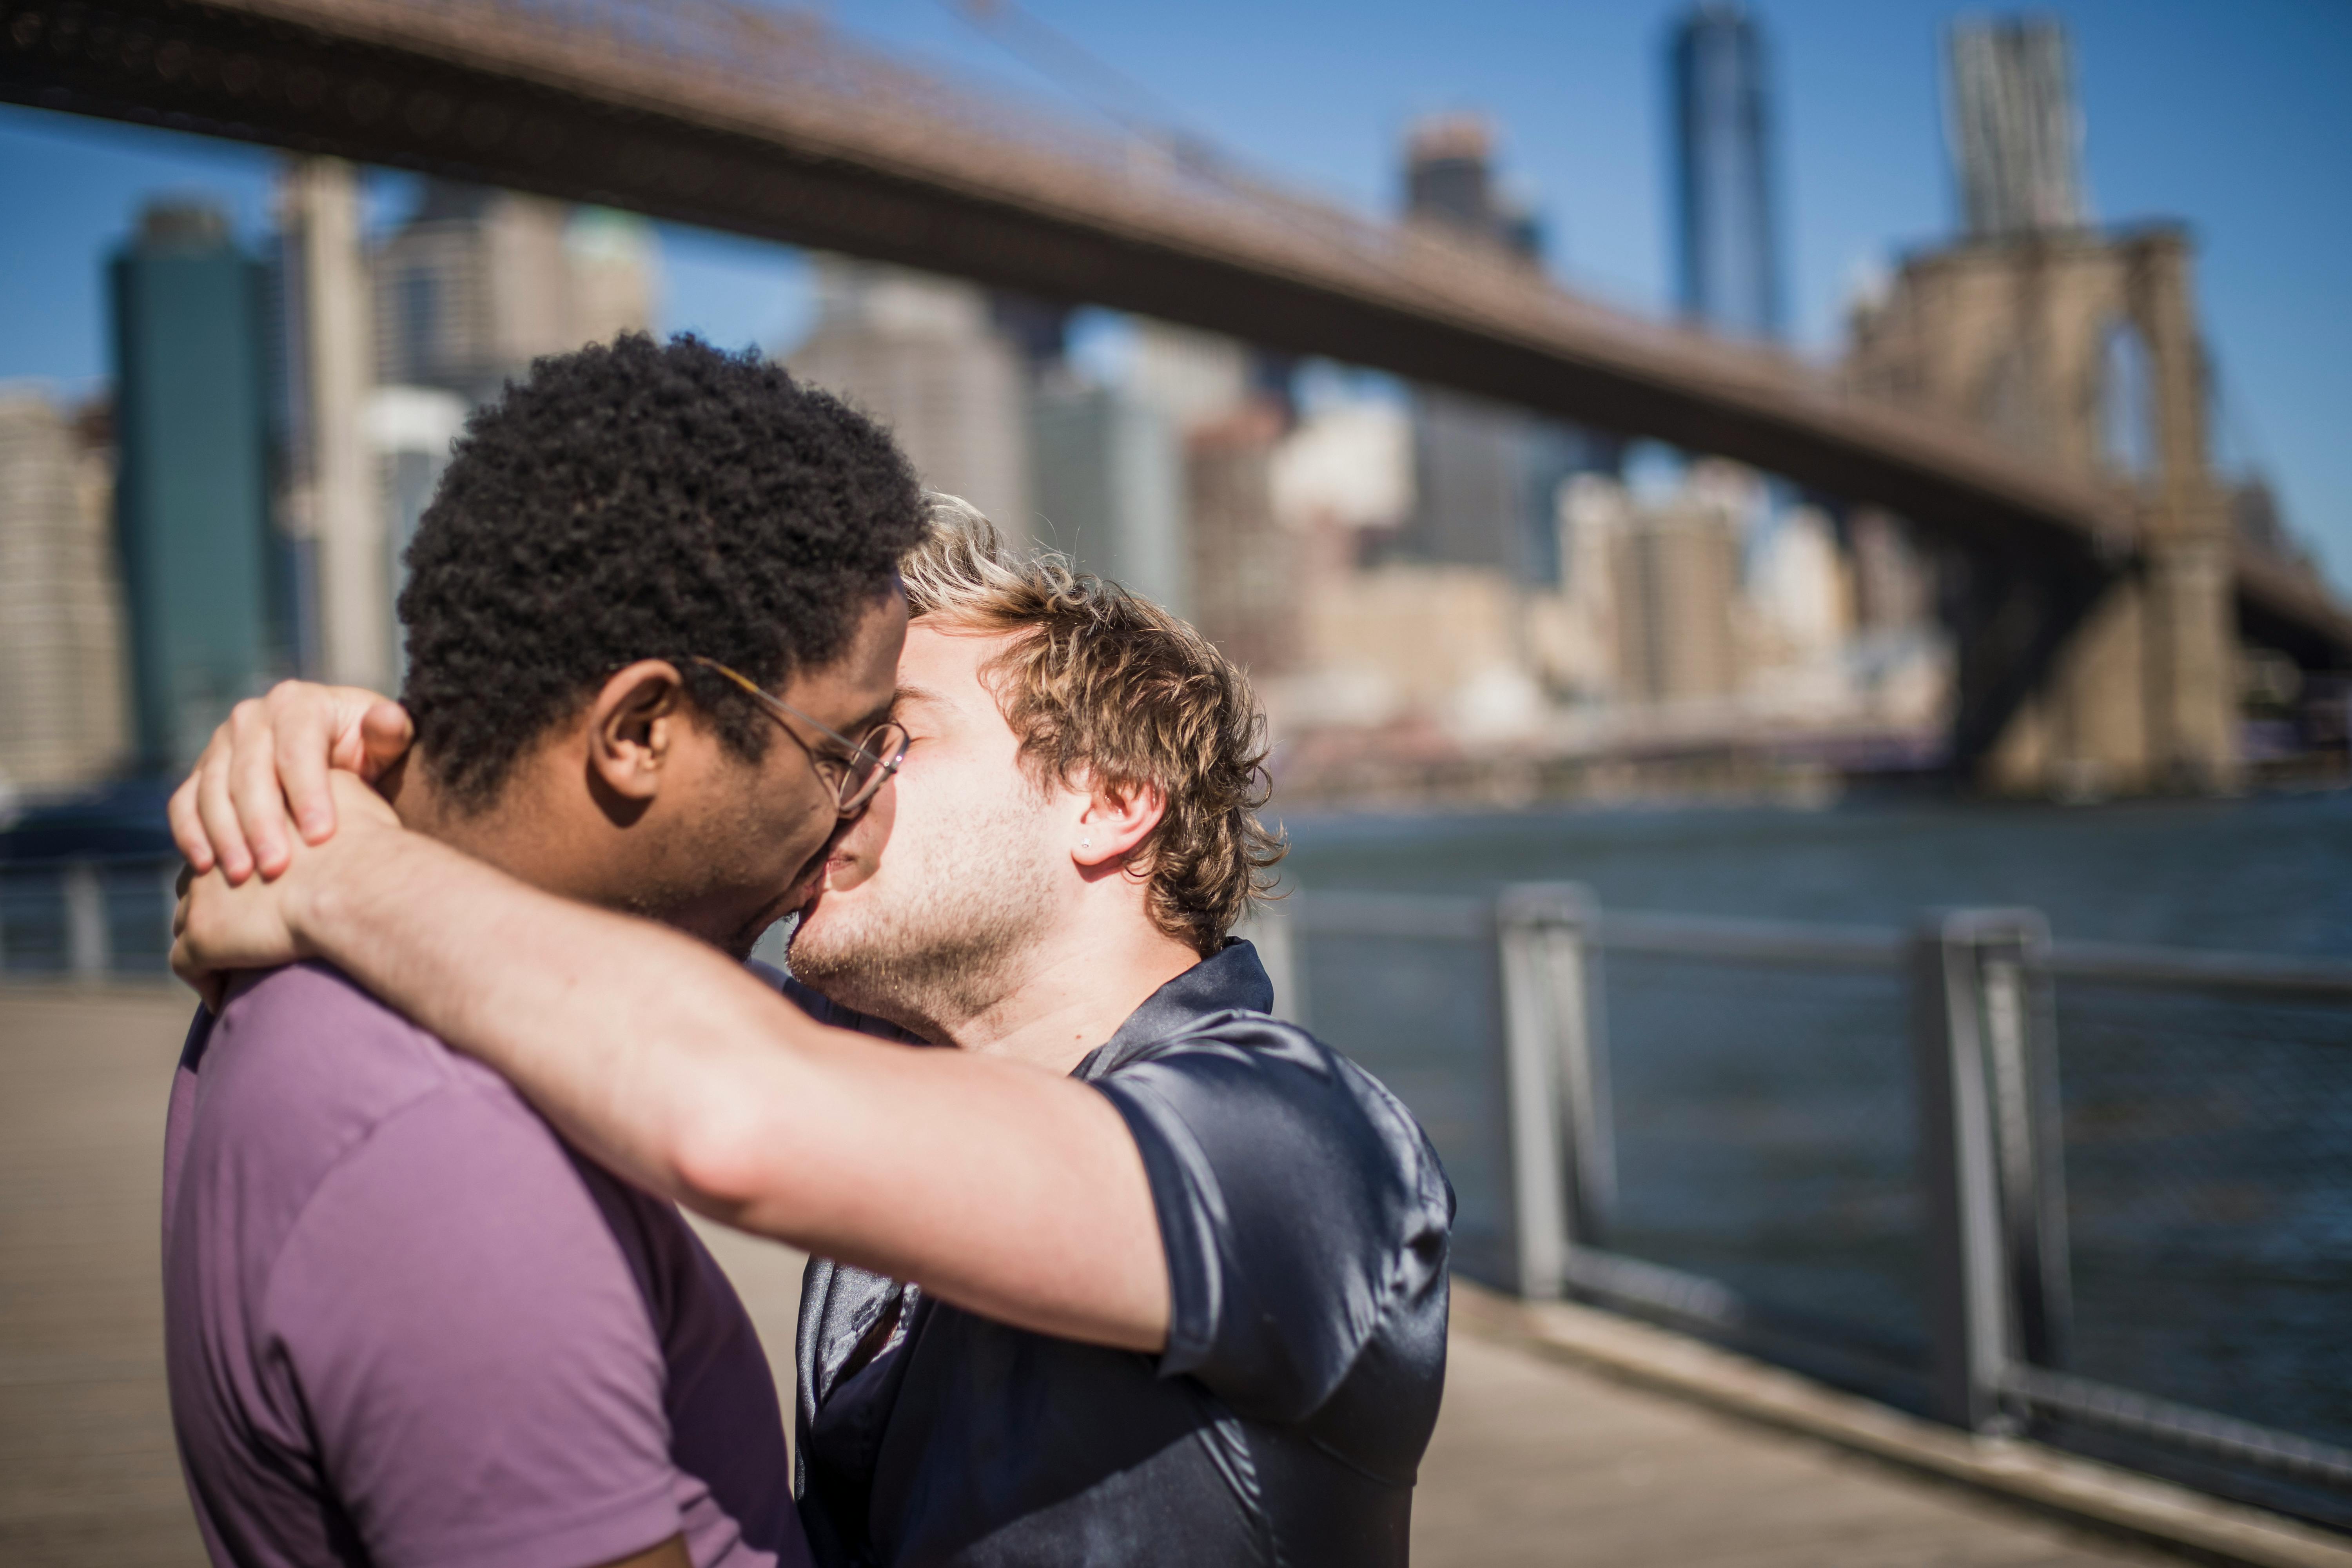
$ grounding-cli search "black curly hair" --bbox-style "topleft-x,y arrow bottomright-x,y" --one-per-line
397,332 -> 924,811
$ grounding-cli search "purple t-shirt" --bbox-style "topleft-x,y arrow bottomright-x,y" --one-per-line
161,962 -> 810,1568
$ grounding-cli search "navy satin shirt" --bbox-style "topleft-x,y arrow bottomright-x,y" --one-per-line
786,941 -> 1454,1567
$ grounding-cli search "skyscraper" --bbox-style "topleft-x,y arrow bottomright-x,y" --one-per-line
1404,116 -> 1515,247
1946,18 -> 2087,239
1396,116 -> 1613,585
111,201 -> 276,773
1670,4 -> 1783,339
0,393 -> 128,792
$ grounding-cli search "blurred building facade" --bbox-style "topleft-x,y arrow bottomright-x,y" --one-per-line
1671,4 -> 1782,339
6,168 -> 654,797
1608,486 -> 1742,706
1202,91 -> 1955,800
1029,379 -> 1184,613
788,257 -> 1031,541
365,384 -> 470,686
372,181 -> 655,404
278,158 -> 381,692
0,393 -> 128,793
289,175 -> 658,689
1393,116 -> 1613,587
110,200 -> 278,774
1187,402 -> 1298,678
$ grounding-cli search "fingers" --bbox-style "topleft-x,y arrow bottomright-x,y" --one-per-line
168,772 -> 214,875
272,684 -> 343,847
193,719 -> 256,885
169,926 -> 227,1015
227,699 -> 299,880
167,878 -> 221,1012
169,885 -> 212,1010
356,697 -> 416,781
173,680 -> 408,880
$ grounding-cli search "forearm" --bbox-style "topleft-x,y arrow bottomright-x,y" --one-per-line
287,831 -> 1170,1348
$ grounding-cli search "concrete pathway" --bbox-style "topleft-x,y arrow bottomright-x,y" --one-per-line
0,985 -> 2178,1566
1416,1314 -> 2155,1566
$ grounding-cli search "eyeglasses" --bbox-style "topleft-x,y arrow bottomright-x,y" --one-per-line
685,656 -> 910,816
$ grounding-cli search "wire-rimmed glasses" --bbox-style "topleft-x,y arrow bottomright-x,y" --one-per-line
686,655 -> 909,816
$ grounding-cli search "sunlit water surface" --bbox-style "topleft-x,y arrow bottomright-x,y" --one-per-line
1277,788 -> 2352,1465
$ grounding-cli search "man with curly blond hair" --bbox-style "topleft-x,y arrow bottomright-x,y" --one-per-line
174,485 -> 1452,1567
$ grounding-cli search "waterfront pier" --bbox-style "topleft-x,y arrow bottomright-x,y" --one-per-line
5,981 -> 2347,1566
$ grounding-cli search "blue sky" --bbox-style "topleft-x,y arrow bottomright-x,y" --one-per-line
3,0 -> 2346,581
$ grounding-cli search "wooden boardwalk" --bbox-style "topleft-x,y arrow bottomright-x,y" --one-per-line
1,985 -> 2179,1567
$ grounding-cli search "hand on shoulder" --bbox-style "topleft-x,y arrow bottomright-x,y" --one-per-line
167,679 -> 413,884
174,772 -> 406,1011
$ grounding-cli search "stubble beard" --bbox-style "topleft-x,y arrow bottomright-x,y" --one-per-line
618,770 -> 824,962
787,785 -> 1060,1040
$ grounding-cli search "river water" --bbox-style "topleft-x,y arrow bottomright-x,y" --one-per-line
1274,786 -> 2352,1490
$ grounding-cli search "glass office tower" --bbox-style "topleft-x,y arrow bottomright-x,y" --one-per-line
110,201 -> 274,773
1671,5 -> 1783,341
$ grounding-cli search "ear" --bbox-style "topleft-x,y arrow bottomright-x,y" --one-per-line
1073,777 -> 1167,874
584,661 -> 691,806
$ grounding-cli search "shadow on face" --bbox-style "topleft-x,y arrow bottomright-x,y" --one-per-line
787,619 -> 1064,1029
467,588 -> 911,959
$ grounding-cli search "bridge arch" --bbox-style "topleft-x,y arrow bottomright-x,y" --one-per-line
2095,316 -> 2157,481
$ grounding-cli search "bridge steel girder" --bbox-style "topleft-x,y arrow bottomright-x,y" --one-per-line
5,1 -> 2117,547
5,0 -> 2347,669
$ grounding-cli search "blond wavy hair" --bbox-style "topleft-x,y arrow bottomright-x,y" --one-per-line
902,495 -> 1285,956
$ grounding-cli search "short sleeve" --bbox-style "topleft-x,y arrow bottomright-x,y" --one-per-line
263,1086 -> 686,1568
1092,1016 -> 1452,1425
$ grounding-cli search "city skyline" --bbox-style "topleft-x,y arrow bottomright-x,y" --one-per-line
1,0 -> 2347,584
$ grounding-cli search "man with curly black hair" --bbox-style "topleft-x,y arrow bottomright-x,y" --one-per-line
158,334 -> 922,1568
395,330 -> 921,833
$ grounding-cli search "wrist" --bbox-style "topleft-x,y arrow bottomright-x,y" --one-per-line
279,814 -> 403,958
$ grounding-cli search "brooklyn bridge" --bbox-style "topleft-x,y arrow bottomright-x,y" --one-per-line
7,0 -> 2347,792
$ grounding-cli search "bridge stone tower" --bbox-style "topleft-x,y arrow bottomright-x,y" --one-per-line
1847,225 -> 2239,795
1843,18 -> 2240,795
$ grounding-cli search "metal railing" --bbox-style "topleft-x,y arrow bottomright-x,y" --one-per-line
1243,886 -> 2352,1522
0,857 -> 181,978
13,859 -> 2347,1510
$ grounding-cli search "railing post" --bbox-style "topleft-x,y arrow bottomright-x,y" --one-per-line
1979,913 -> 2073,1374
1496,883 -> 1608,1299
1237,900 -> 1306,1028
1912,907 -> 2061,1432
63,862 -> 110,979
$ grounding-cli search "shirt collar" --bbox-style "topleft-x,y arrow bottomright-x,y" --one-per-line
1074,939 -> 1275,1081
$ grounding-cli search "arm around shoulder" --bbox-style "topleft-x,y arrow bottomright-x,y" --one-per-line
196,777 -> 1174,1354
